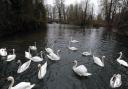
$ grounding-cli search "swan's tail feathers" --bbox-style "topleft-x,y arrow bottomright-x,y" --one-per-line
85,73 -> 92,76
30,84 -> 35,88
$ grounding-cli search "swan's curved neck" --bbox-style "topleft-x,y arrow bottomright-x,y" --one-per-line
118,53 -> 122,60
40,52 -> 43,58
13,49 -> 15,55
73,61 -> 77,68
9,78 -> 14,89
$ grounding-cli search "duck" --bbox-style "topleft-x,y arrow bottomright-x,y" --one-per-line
38,61 -> 47,79
7,76 -> 35,89
25,48 -> 32,59
6,49 -> 16,62
29,42 -> 37,51
17,60 -> 32,73
70,37 -> 79,43
93,55 -> 105,67
31,51 -> 43,62
68,41 -> 78,51
117,52 -> 128,67
47,50 -> 61,61
72,60 -> 92,76
0,48 -> 7,56
110,74 -> 122,88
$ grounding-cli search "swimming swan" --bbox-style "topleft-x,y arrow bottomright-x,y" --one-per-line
93,55 -> 105,67
82,49 -> 92,56
70,37 -> 79,43
7,76 -> 35,89
110,74 -> 122,88
31,51 -> 43,62
72,60 -> 92,76
117,52 -> 128,67
47,50 -> 60,60
17,60 -> 32,73
6,49 -> 16,62
45,48 -> 54,54
38,61 -> 47,79
68,41 -> 78,51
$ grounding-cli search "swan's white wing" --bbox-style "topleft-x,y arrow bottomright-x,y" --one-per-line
29,46 -> 37,50
69,47 -> 78,51
73,65 -> 88,76
47,54 -> 53,60
6,55 -> 16,61
49,53 -> 59,59
118,59 -> 128,67
38,62 -> 47,79
45,48 -> 53,53
7,55 -> 13,59
31,56 -> 43,62
114,74 -> 122,88
76,65 -> 88,72
25,51 -> 32,59
110,74 -> 116,88
13,82 -> 31,89
47,53 -> 60,60
17,60 -> 31,73
82,52 -> 91,56
110,74 -> 122,88
0,50 -> 7,56
93,56 -> 103,67
71,40 -> 79,43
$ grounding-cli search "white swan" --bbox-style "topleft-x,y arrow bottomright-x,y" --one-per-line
38,61 -> 47,79
25,48 -> 32,59
93,55 -> 105,67
0,48 -> 7,56
72,60 -> 92,76
68,41 -> 78,51
7,76 -> 35,89
47,50 -> 60,60
110,74 -> 122,88
70,37 -> 79,43
31,51 -> 43,62
29,42 -> 37,51
17,60 -> 32,73
82,49 -> 92,56
117,52 -> 128,67
45,48 -> 54,54
45,43 -> 54,54
6,49 -> 16,62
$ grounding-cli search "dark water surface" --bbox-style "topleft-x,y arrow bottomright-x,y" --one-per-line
0,24 -> 128,89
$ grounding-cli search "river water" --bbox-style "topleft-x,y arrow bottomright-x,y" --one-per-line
0,24 -> 128,89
